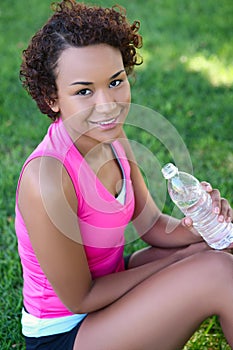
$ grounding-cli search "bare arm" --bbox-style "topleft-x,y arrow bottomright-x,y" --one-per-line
119,131 -> 233,248
118,132 -> 202,248
18,157 -> 188,315
130,160 -> 202,248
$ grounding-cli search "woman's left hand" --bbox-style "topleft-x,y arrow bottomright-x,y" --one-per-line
182,181 -> 233,249
201,181 -> 233,224
200,182 -> 233,250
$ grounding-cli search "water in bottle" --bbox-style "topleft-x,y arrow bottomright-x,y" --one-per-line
161,163 -> 233,250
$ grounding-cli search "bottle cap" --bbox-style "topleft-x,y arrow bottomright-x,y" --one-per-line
161,163 -> 178,179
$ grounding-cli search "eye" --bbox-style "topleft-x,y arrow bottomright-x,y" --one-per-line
109,79 -> 122,88
75,89 -> 92,96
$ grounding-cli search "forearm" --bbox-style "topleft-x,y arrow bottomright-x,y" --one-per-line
141,213 -> 202,248
72,251 -> 180,314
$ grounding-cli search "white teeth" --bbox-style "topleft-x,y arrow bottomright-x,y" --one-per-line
90,117 -> 117,126
97,118 -> 116,125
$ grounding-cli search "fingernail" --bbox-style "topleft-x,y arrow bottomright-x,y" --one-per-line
218,215 -> 224,223
214,207 -> 220,214
184,217 -> 192,227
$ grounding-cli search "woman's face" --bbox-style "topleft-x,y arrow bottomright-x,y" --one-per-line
52,44 -> 131,146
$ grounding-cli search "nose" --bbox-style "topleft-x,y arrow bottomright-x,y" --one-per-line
95,102 -> 117,114
94,90 -> 117,114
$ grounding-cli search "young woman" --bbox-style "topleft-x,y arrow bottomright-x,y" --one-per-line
16,1 -> 233,349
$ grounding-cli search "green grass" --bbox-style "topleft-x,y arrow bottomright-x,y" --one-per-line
0,0 -> 232,349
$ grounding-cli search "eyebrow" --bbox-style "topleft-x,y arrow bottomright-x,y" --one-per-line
69,69 -> 125,86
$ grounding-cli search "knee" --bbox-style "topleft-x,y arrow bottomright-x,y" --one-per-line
198,250 -> 233,281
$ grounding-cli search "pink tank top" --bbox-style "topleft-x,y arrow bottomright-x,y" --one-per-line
15,118 -> 135,318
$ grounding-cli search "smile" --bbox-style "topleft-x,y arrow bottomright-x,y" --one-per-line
90,117 -> 117,126
89,117 -> 119,130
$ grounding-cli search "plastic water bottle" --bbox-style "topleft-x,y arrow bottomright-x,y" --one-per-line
161,163 -> 233,249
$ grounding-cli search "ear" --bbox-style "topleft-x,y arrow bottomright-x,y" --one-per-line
46,98 -> 60,113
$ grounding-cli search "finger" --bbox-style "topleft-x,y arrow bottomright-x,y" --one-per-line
226,205 -> 233,223
181,217 -> 193,228
181,217 -> 200,236
215,198 -> 233,223
209,188 -> 221,214
200,182 -> 221,213
217,198 -> 231,221
200,181 -> 212,192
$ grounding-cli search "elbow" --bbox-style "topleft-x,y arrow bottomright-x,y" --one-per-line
68,305 -> 88,315
63,291 -> 94,315
64,299 -> 90,315
57,280 -> 96,314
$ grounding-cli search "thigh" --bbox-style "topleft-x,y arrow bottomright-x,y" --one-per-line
74,251 -> 233,350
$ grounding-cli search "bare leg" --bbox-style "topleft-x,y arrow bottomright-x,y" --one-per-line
74,251 -> 233,350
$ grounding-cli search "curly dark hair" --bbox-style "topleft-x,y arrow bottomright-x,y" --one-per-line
20,0 -> 143,120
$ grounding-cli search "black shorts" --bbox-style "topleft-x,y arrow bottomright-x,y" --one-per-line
24,318 -> 86,350
124,254 -> 132,269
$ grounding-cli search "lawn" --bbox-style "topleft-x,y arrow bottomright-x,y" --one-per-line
0,0 -> 232,349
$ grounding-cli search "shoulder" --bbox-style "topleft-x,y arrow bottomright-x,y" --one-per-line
18,156 -> 77,215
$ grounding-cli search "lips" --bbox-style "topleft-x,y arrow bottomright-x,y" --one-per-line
90,117 -> 117,126
90,117 -> 118,130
